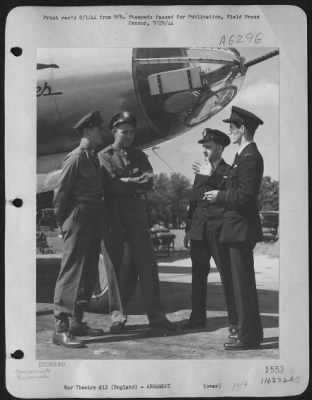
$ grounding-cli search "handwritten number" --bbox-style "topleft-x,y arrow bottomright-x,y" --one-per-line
237,34 -> 243,44
219,33 -> 262,46
246,33 -> 253,43
255,32 -> 262,44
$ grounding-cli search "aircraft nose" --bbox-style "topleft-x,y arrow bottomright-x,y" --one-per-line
133,47 -> 246,135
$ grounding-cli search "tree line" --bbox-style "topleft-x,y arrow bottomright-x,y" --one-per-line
145,173 -> 279,228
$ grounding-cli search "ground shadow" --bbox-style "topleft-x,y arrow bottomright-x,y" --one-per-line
125,279 -> 278,319
81,318 -> 279,347
81,315 -> 231,345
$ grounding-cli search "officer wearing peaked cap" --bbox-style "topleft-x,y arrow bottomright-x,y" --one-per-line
108,111 -> 137,130
73,110 -> 105,131
98,111 -> 178,332
205,106 -> 264,350
52,110 -> 106,348
183,128 -> 238,332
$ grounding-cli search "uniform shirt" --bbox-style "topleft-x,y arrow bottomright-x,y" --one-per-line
53,139 -> 104,223
98,145 -> 153,197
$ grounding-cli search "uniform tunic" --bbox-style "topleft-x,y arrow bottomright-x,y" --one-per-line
53,140 -> 104,318
216,142 -> 263,345
98,145 -> 166,324
186,159 -> 238,326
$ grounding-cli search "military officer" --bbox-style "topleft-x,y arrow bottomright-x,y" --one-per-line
98,111 -> 177,332
183,129 -> 238,333
205,106 -> 264,349
53,111 -> 106,348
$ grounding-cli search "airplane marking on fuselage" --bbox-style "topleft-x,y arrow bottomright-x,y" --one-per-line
37,81 -> 63,97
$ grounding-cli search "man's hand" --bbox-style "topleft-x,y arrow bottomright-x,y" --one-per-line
184,231 -> 191,249
203,190 -> 219,203
192,161 -> 213,176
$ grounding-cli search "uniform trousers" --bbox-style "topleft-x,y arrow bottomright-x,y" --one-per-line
107,197 -> 166,324
190,231 -> 238,327
227,243 -> 263,344
54,202 -> 103,320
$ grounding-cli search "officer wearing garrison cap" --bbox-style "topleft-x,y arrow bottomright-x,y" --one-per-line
183,128 -> 238,334
204,106 -> 264,350
53,111 -> 106,348
98,111 -> 177,332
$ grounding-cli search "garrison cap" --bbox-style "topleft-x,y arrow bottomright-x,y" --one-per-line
73,110 -> 104,130
109,111 -> 136,130
223,106 -> 263,131
198,128 -> 230,147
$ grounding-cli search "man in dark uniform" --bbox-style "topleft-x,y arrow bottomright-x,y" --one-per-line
53,111 -> 106,348
205,106 -> 264,349
183,129 -> 238,334
98,111 -> 176,332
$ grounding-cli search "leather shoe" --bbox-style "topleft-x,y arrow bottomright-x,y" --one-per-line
149,319 -> 179,332
110,321 -> 126,334
224,339 -> 260,350
52,331 -> 84,348
181,320 -> 206,330
69,322 -> 104,337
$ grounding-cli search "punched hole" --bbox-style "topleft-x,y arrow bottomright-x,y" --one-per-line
11,350 -> 24,359
11,47 -> 23,57
12,198 -> 23,208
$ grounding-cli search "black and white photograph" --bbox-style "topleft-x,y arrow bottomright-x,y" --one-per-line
5,5 -> 308,398
36,46 -> 280,360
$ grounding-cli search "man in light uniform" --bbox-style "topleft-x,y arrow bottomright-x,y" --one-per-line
53,111 -> 106,348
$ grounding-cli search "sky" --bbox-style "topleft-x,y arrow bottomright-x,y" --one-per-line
145,47 -> 279,182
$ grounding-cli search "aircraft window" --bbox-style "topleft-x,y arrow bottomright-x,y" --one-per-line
133,48 -> 245,134
185,86 -> 237,126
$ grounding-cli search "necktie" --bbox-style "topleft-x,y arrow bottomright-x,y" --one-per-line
120,150 -> 130,169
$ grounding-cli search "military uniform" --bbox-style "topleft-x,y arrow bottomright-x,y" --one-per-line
216,106 -> 264,347
187,159 -> 238,328
53,111 -> 105,346
98,112 -> 169,327
186,129 -> 238,329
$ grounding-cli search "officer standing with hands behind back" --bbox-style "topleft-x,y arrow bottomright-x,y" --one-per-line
204,106 -> 264,350
53,111 -> 106,348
